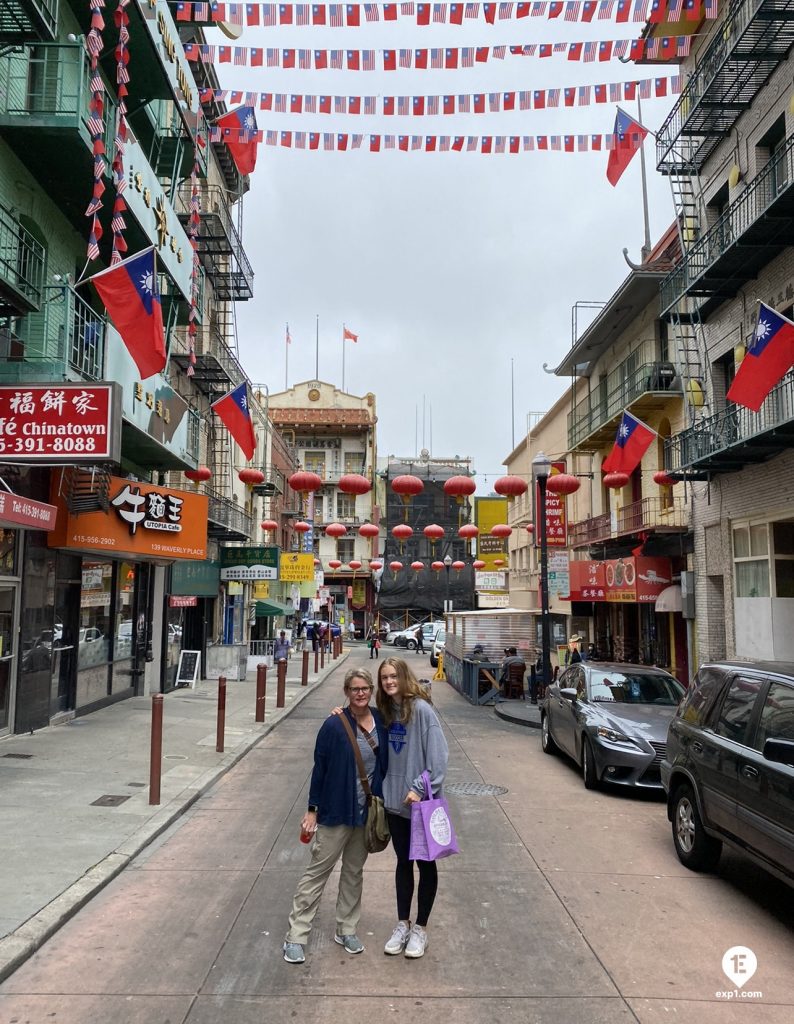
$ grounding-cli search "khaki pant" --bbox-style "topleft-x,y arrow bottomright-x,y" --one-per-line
285,824 -> 369,945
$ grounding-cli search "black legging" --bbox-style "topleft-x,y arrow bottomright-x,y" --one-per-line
387,812 -> 438,927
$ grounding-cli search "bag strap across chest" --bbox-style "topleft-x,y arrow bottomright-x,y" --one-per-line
339,713 -> 374,800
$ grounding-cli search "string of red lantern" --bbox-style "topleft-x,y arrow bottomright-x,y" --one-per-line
184,465 -> 211,487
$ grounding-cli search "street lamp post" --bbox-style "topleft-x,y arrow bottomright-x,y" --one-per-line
443,554 -> 453,614
532,452 -> 552,694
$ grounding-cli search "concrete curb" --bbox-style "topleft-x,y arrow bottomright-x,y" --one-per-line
0,651 -> 349,984
493,701 -> 542,730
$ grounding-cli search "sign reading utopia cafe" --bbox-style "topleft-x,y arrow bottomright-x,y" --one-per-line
0,384 -> 122,463
48,474 -> 207,561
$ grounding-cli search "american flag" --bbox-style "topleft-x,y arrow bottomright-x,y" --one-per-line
524,136 -> 533,150
364,96 -> 376,113
461,47 -> 475,66
671,74 -> 682,92
499,2 -> 514,16
195,2 -> 210,17
493,44 -> 506,58
439,136 -> 451,151
458,94 -> 470,111
431,48 -> 444,67
334,96 -> 346,112
598,0 -> 614,14
401,2 -> 415,12
547,87 -> 561,105
669,0 -> 684,17
550,136 -> 561,151
266,130 -> 278,145
633,0 -> 647,19
352,134 -> 364,149
495,136 -> 506,153
362,50 -> 376,70
609,82 -> 621,101
411,136 -> 422,150
531,1 -> 545,13
299,49 -> 312,68
578,85 -> 590,103
330,49 -> 344,67
384,135 -> 396,149
677,36 -> 691,56
305,95 -> 316,111
330,3 -> 344,24
464,1 -> 478,15
466,136 -> 477,151
263,3 -> 277,22
398,96 -> 410,114
704,0 -> 716,13
294,133 -> 306,149
233,47 -> 246,65
488,92 -> 500,111
365,2 -> 380,18
267,48 -> 279,65
553,41 -> 567,52
228,2 -> 244,22
583,40 -> 597,60
564,1 -> 579,19
519,90 -> 531,108
613,39 -> 628,58
323,133 -> 334,150
296,3 -> 311,22
577,135 -> 587,150
275,94 -> 286,111
433,3 -> 447,21
399,49 -> 412,66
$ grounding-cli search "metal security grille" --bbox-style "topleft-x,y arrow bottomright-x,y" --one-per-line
445,782 -> 508,797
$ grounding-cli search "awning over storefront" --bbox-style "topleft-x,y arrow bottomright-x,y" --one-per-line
0,490 -> 57,531
255,599 -> 291,617
655,584 -> 682,613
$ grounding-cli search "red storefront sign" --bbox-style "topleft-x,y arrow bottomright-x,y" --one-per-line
535,460 -> 568,548
0,383 -> 121,462
568,556 -> 673,604
169,595 -> 198,607
0,491 -> 58,531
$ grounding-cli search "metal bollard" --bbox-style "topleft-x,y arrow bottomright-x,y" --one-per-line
320,644 -> 325,669
301,649 -> 309,686
255,662 -> 267,723
276,659 -> 287,707
314,646 -> 319,673
216,675 -> 226,753
149,693 -> 164,806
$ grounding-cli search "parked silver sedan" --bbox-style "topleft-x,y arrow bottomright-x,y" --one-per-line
540,662 -> 686,790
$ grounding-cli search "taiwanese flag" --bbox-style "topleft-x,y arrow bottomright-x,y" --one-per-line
212,383 -> 257,460
346,3 -> 360,25
312,3 -> 326,23
343,326 -> 358,342
606,107 -> 648,186
383,49 -> 397,70
601,412 -> 655,475
349,96 -> 361,114
445,48 -> 458,69
282,48 -> 296,68
346,49 -> 360,70
415,49 -> 428,68
417,2 -> 431,23
383,95 -> 395,114
476,46 -> 488,62
568,42 -> 582,60
473,94 -> 485,113
370,135 -> 381,151
449,2 -> 463,23
384,3 -> 398,18
483,2 -> 496,22
91,248 -> 166,380
290,94 -> 303,113
217,105 -> 259,175
320,94 -> 332,113
727,303 -> 794,412
175,3 -> 192,21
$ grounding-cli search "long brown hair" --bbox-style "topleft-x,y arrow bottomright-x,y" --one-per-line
376,657 -> 431,727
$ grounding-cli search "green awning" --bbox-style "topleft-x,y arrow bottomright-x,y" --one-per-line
255,600 -> 291,617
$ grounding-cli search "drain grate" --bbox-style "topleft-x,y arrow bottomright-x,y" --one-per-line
3,753 -> 33,759
91,794 -> 131,807
127,782 -> 146,788
445,782 -> 508,797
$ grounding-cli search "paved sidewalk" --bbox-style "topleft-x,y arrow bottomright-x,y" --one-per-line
0,645 -> 351,981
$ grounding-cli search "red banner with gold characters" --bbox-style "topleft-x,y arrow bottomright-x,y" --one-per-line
535,461 -> 568,548
568,557 -> 672,602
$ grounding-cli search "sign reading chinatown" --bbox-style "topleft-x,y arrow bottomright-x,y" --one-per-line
48,475 -> 207,560
0,491 -> 58,531
567,557 -> 673,603
0,383 -> 121,462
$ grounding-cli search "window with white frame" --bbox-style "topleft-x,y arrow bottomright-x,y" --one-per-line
304,451 -> 325,477
338,539 -> 355,563
733,519 -> 794,598
344,451 -> 365,474
337,494 -> 356,519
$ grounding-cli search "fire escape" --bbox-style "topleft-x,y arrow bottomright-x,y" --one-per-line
657,0 -> 794,478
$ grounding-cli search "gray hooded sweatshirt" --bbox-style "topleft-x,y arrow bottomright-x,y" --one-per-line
382,696 -> 449,819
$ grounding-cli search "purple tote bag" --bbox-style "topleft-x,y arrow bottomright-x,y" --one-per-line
409,771 -> 460,861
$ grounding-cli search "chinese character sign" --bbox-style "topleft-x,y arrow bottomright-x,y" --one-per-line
535,461 -> 568,548
0,384 -> 120,462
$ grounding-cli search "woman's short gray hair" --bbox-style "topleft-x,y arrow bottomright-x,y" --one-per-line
344,667 -> 373,691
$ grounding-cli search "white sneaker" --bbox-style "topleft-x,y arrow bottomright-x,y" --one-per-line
404,924 -> 428,959
384,920 -> 412,955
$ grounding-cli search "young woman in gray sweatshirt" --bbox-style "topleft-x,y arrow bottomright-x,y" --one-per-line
376,657 -> 449,960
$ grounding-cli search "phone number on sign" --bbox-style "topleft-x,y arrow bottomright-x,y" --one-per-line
0,437 -> 100,454
71,535 -> 118,548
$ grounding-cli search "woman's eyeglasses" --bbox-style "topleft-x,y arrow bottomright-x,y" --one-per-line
348,687 -> 372,695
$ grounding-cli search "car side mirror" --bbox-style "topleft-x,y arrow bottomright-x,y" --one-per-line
559,687 -> 578,701
763,737 -> 794,767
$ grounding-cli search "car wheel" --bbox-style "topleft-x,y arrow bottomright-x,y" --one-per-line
671,783 -> 722,871
540,713 -> 557,755
406,640 -> 417,651
581,736 -> 599,790
430,655 -> 437,668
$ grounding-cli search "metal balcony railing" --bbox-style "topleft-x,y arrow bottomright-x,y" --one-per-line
0,201 -> 45,313
569,497 -> 688,548
174,184 -> 254,301
172,321 -> 246,393
0,0 -> 59,43
660,131 -> 794,315
205,486 -> 252,539
0,285 -> 105,382
568,361 -> 681,449
666,374 -> 794,475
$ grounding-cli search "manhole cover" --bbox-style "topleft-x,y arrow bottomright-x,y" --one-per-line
91,794 -> 131,807
3,753 -> 33,759
445,782 -> 508,797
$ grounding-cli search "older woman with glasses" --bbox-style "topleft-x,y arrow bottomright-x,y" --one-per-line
283,667 -> 388,965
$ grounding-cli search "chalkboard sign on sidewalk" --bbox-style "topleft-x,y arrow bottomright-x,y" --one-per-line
176,650 -> 200,688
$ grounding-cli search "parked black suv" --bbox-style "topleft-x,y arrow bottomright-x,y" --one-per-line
661,661 -> 794,886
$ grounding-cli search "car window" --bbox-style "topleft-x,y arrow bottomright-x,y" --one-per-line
574,667 -> 587,700
713,675 -> 765,745
753,681 -> 794,751
587,669 -> 684,705
677,666 -> 724,726
557,666 -> 577,689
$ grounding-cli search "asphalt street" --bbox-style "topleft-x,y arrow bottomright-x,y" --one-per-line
2,648 -> 794,1024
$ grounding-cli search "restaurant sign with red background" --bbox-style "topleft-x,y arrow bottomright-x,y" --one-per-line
535,460 -> 568,548
567,557 -> 673,603
0,383 -> 121,462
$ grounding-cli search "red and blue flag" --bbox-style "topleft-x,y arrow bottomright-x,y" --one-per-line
727,302 -> 794,411
601,411 -> 655,475
91,247 -> 166,379
212,382 -> 257,460
216,105 -> 259,175
606,106 -> 648,186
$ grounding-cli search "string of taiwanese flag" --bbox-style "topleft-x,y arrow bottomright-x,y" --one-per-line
184,33 -> 692,66
172,0 -> 717,27
201,73 -> 680,113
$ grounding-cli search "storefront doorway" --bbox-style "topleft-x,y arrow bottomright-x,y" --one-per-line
0,583 -> 19,733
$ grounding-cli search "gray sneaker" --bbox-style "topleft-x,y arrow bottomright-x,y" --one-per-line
404,924 -> 428,959
334,933 -> 364,954
283,941 -> 305,964
384,921 -> 412,955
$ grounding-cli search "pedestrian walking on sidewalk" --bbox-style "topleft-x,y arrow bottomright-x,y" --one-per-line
414,625 -> 425,654
283,668 -> 388,965
273,630 -> 291,663
376,657 -> 449,960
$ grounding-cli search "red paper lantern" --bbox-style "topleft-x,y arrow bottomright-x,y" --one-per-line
546,473 -> 580,495
358,522 -> 379,538
184,466 -> 211,487
410,560 -> 425,572
392,524 -> 413,542
328,559 -> 342,570
423,524 -> 445,544
443,475 -> 476,500
260,519 -> 279,532
325,522 -> 347,538
391,475 -> 424,499
289,470 -> 323,493
348,560 -> 362,571
490,524 -> 512,538
653,470 -> 677,487
339,473 -> 371,495
493,558 -> 505,567
389,560 -> 403,577
313,558 -> 321,567
494,475 -> 528,497
452,560 -> 466,573
431,560 -> 445,573
238,468 -> 265,487
525,523 -> 535,534
458,523 -> 479,540
603,471 -> 630,489
473,559 -> 486,570
369,560 -> 383,571
293,521 -> 311,533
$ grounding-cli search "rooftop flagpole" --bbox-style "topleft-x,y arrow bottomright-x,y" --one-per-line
342,323 -> 346,391
637,95 -> 652,261
315,314 -> 319,380
285,322 -> 290,390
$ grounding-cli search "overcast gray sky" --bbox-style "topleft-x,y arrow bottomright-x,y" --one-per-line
212,15 -> 681,490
